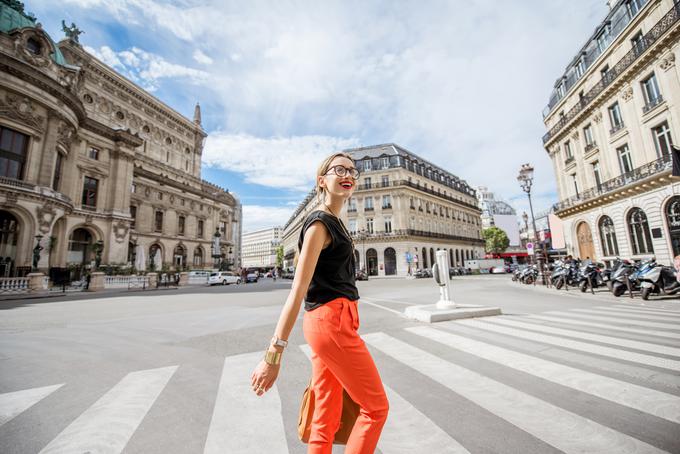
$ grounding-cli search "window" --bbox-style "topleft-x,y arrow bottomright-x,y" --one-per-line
363,177 -> 371,187
575,55 -> 586,79
197,220 -> 204,238
652,121 -> 673,157
608,102 -> 624,131
348,219 -> 357,234
364,197 -> 374,210
557,83 -> 565,98
600,64 -> 610,82
220,221 -> 227,235
366,218 -> 374,234
88,147 -> 99,160
52,152 -> 64,191
381,157 -> 389,168
571,174 -> 579,196
592,161 -> 602,189
631,31 -> 644,54
178,216 -> 185,235
563,140 -> 573,160
596,23 -> 611,53
166,151 -> 170,162
617,144 -> 633,173
409,197 -> 414,209
363,160 -> 372,171
641,73 -> 662,109
131,183 -> 136,193
129,206 -> 137,230
81,176 -> 98,209
628,208 -> 654,255
382,195 -> 391,208
381,175 -> 389,187
155,211 -> 163,232
583,124 -> 594,147
193,248 -> 203,266
0,126 -> 28,179
627,0 -> 644,17
599,216 -> 619,256
348,197 -> 357,211
185,160 -> 189,171
384,217 -> 392,233
26,37 -> 41,55
157,192 -> 163,201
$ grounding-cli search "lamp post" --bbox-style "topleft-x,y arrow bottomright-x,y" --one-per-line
517,163 -> 545,283
355,228 -> 368,277
32,234 -> 43,271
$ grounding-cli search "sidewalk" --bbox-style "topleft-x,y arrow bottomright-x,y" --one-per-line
0,285 -> 180,303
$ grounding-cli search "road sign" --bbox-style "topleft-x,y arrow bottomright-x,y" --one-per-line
526,242 -> 535,255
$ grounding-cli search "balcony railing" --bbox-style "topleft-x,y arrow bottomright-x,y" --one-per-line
364,207 -> 374,212
584,142 -> 598,152
564,156 -> 575,166
543,1 -> 680,145
553,153 -> 672,212
382,204 -> 392,209
643,95 -> 664,113
347,208 -> 357,213
350,229 -> 484,244
609,122 -> 625,135
0,176 -> 73,205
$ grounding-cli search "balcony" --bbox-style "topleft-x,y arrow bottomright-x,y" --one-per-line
553,153 -> 672,213
0,176 -> 73,207
584,142 -> 598,152
382,204 -> 392,209
353,178 -> 481,211
364,207 -> 374,212
347,208 -> 357,213
609,123 -> 625,135
643,95 -> 664,114
543,2 -> 680,145
350,228 -> 485,244
564,156 -> 575,166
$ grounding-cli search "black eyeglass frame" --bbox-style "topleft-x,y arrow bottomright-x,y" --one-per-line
325,165 -> 361,180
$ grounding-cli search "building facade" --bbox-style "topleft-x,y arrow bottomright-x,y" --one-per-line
543,0 -> 680,266
241,226 -> 281,269
281,144 -> 485,276
0,2 -> 241,279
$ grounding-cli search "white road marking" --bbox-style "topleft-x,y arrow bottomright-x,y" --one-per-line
613,305 -> 680,314
407,326 -> 680,424
569,308 -> 680,323
39,365 -> 177,454
360,298 -> 404,315
0,384 -> 63,427
456,319 -> 680,372
542,311 -> 680,330
204,352 -> 288,454
299,345 -> 469,454
596,306 -> 680,318
363,332 -> 668,454
526,314 -> 680,340
485,317 -> 680,357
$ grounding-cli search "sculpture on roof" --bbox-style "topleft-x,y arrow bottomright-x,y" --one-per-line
61,20 -> 83,44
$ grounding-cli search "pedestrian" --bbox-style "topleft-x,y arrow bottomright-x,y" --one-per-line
250,152 -> 389,453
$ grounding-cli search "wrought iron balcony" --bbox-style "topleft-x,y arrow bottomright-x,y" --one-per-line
553,153 -> 672,213
382,204 -> 392,209
543,2 -> 680,145
643,95 -> 664,114
350,228 -> 485,244
364,207 -> 374,212
347,208 -> 357,213
584,142 -> 598,152
353,179 -> 481,211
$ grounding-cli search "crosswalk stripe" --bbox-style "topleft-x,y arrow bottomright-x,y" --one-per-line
204,352 -> 288,454
0,384 -> 63,427
486,317 -> 680,357
39,365 -> 177,454
569,308 -> 680,323
543,311 -> 680,330
299,345 -> 469,453
406,326 -> 680,424
526,314 -> 680,340
613,305 -> 680,314
456,319 -> 680,372
363,332 -> 668,454
596,306 -> 680,318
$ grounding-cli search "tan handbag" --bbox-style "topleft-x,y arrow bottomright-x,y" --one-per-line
298,381 -> 360,445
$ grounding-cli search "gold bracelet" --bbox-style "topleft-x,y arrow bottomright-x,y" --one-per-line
264,349 -> 282,365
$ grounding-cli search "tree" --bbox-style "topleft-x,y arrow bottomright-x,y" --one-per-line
275,245 -> 284,269
483,227 -> 510,256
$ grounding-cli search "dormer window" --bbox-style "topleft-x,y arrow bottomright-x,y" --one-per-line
26,38 -> 41,55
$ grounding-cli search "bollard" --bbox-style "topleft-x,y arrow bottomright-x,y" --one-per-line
433,250 -> 455,309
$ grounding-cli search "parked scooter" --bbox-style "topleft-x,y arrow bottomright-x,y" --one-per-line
551,260 -> 579,289
635,258 -> 680,300
610,259 -> 638,297
601,258 -> 625,292
577,262 -> 603,292
520,265 -> 538,285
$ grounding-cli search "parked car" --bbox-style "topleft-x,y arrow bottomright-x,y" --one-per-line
490,267 -> 506,274
246,273 -> 259,283
208,271 -> 241,285
355,270 -> 369,281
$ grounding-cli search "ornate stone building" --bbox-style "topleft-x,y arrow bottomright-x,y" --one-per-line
281,144 -> 484,277
543,0 -> 679,266
0,1 -> 241,279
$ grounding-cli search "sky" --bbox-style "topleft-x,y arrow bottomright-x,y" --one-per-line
31,0 -> 609,232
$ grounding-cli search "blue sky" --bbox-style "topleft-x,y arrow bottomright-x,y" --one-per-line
31,0 -> 608,231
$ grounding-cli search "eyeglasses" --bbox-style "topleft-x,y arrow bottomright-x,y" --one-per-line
325,165 -> 360,180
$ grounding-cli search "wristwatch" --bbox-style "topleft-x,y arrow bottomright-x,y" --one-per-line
270,336 -> 288,349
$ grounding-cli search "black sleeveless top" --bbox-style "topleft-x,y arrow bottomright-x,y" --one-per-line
298,210 -> 359,311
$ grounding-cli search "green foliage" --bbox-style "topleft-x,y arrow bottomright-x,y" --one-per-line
482,227 -> 510,255
275,245 -> 284,268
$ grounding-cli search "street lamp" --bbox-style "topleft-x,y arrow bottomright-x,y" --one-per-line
517,163 -> 545,283
355,228 -> 368,277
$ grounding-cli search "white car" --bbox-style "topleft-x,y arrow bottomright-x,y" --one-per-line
208,271 -> 241,285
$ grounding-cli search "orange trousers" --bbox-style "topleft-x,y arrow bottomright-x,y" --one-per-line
303,297 -> 389,454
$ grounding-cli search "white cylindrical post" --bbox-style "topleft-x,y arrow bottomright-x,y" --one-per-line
435,250 -> 455,309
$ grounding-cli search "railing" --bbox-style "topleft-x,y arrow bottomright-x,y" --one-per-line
351,229 -> 484,243
0,176 -> 35,190
382,204 -> 392,209
584,142 -> 598,152
347,208 -> 357,213
564,156 -> 575,166
609,123 -> 625,135
0,277 -> 29,293
364,207 -> 374,212
104,275 -> 150,289
553,153 -> 672,212
0,177 -> 73,204
643,95 -> 664,113
543,2 -> 680,145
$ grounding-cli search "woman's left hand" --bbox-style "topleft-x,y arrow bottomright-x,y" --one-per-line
251,359 -> 280,396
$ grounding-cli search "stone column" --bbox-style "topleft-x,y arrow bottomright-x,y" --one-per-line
27,272 -> 48,295
179,271 -> 189,286
146,272 -> 158,288
88,271 -> 106,291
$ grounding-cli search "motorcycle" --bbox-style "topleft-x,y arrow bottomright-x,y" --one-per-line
610,259 -> 638,297
577,262 -> 604,293
635,258 -> 680,300
551,260 -> 579,289
520,265 -> 538,285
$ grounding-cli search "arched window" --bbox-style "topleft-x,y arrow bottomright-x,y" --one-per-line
193,247 -> 204,266
598,216 -> 619,256
666,196 -> 680,257
628,208 -> 654,255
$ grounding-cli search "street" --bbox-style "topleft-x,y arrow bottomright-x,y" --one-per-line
1,276 -> 679,454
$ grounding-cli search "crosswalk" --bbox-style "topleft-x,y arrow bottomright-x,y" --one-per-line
1,304 -> 678,453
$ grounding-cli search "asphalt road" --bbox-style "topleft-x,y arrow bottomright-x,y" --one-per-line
1,276 -> 679,454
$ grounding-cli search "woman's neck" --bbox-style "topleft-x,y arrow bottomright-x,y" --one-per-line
323,195 -> 344,217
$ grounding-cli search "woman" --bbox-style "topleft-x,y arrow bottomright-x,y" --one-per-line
251,152 -> 389,453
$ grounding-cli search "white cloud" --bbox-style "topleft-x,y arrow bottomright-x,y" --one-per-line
203,133 -> 360,191
193,49 -> 213,65
242,205 -> 295,233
